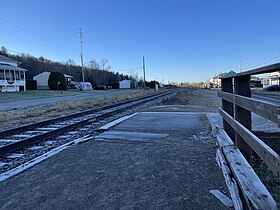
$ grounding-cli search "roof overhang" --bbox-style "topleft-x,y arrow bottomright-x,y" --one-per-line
0,64 -> 28,71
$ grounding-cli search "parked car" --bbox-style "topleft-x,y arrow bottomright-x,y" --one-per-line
94,85 -> 107,90
264,85 -> 280,91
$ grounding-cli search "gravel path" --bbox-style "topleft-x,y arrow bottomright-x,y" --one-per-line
0,112 -> 227,210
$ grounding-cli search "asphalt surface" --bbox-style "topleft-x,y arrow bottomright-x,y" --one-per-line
252,91 -> 280,105
0,112 -> 227,210
0,89 -> 134,111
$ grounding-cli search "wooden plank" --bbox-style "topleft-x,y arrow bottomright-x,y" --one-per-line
219,108 -> 280,177
221,78 -> 235,141
234,76 -> 252,162
222,62 -> 280,78
218,91 -> 280,125
210,190 -> 234,208
216,148 -> 243,210
223,145 -> 278,210
216,129 -> 235,147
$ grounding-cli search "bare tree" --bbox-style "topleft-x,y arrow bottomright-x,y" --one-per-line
88,59 -> 100,70
100,59 -> 112,71
65,59 -> 76,66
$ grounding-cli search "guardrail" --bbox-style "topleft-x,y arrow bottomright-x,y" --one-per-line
218,63 -> 280,178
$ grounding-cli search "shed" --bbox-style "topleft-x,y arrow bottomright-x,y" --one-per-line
33,71 -> 73,89
119,80 -> 132,89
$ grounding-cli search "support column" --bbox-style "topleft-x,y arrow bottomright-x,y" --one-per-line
23,71 -> 26,91
234,75 -> 252,163
3,69 -> 6,91
221,78 -> 235,141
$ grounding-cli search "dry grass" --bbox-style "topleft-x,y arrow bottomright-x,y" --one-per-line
163,88 -> 280,204
163,88 -> 221,111
0,89 -> 155,130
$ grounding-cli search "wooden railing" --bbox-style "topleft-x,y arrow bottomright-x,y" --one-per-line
218,63 -> 280,178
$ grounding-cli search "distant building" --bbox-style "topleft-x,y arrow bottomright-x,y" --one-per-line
209,73 -> 223,88
0,55 -> 28,92
209,71 -> 236,88
262,71 -> 280,87
33,71 -> 73,89
119,80 -> 132,89
268,71 -> 280,85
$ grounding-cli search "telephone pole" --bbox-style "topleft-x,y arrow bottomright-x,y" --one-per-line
142,56 -> 146,89
79,28 -> 85,91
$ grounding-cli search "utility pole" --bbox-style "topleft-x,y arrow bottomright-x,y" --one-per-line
79,28 -> 85,91
142,56 -> 146,89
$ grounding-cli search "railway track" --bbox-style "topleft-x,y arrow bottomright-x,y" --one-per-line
0,89 -> 178,173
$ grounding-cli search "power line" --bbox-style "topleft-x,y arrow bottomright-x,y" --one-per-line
0,16 -> 103,64
0,16 -> 80,56
5,47 -> 22,55
0,16 -> 141,74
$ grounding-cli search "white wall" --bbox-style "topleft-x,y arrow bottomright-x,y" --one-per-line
33,71 -> 51,89
119,80 -> 131,89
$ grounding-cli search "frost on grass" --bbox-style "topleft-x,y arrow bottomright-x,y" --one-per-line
0,90 -> 154,131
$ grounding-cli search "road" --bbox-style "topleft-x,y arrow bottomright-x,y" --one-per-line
252,91 -> 280,106
0,89 -> 135,111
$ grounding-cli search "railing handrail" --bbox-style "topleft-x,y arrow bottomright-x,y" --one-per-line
222,62 -> 280,78
219,65 -> 280,178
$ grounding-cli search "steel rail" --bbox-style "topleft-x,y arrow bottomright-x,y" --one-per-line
0,90 -> 175,138
0,90 -> 177,156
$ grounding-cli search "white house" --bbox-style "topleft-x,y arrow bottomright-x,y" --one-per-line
209,71 -> 236,88
0,55 -> 28,92
33,71 -> 73,89
262,71 -> 280,87
268,71 -> 280,85
119,80 -> 132,89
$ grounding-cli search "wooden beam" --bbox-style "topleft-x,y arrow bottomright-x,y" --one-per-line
218,91 -> 280,126
216,129 -> 235,147
234,76 -> 252,163
222,62 -> 280,78
221,78 -> 235,141
219,108 -> 280,177
210,190 -> 234,208
216,148 -> 243,210
223,145 -> 278,210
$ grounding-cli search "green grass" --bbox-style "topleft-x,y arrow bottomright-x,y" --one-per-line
0,89 -> 82,102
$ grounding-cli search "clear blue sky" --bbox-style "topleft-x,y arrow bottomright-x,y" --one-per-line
1,0 -> 280,82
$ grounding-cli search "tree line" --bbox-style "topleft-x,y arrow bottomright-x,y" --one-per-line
0,46 -> 136,88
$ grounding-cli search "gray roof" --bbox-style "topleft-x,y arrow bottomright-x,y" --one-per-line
0,63 -> 28,71
0,55 -> 19,64
63,73 -> 73,78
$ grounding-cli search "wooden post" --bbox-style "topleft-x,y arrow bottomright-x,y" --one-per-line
221,78 -> 235,141
234,75 -> 252,163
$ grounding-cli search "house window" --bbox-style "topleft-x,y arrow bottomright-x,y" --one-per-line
5,70 -> 15,80
0,70 -> 4,80
6,70 -> 11,80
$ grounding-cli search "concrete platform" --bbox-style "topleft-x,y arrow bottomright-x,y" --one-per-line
0,111 -> 227,210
